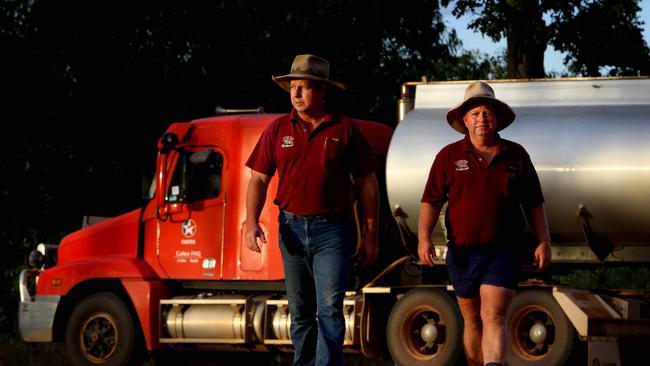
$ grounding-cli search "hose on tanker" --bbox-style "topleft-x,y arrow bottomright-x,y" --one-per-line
362,255 -> 411,288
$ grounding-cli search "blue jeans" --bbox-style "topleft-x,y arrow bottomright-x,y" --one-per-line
278,210 -> 354,366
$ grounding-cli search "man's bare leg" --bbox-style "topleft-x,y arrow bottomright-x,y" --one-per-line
480,284 -> 515,365
457,296 -> 483,366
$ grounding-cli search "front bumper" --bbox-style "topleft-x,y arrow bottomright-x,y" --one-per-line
18,269 -> 60,342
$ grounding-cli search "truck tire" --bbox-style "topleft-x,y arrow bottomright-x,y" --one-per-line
386,288 -> 463,366
506,288 -> 576,366
65,292 -> 139,366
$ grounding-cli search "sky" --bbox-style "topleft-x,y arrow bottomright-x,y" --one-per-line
443,1 -> 650,75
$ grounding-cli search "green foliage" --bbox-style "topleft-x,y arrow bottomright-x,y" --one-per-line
445,0 -> 649,77
551,0 -> 650,76
447,49 -> 507,80
553,267 -> 650,291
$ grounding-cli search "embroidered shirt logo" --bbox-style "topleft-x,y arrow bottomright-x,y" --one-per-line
281,136 -> 295,148
455,159 -> 470,171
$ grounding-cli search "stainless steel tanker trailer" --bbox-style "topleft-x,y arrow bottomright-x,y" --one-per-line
383,77 -> 650,366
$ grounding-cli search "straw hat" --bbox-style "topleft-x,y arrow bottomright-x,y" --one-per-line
272,54 -> 346,92
446,81 -> 516,134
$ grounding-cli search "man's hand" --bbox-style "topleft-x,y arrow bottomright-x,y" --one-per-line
418,238 -> 436,266
528,204 -> 552,271
534,242 -> 551,270
418,202 -> 441,267
354,172 -> 379,268
356,231 -> 378,268
245,222 -> 266,253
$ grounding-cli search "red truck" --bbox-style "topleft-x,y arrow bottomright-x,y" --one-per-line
19,78 -> 650,366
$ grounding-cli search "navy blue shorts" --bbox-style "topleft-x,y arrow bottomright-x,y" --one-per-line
445,243 -> 520,298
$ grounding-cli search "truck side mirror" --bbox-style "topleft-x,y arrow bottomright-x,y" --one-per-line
156,152 -> 169,216
156,133 -> 180,216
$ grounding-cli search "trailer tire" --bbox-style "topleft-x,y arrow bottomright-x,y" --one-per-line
65,292 -> 139,366
386,288 -> 463,366
506,288 -> 576,366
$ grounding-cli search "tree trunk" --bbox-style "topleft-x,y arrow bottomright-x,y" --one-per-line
505,1 -> 547,78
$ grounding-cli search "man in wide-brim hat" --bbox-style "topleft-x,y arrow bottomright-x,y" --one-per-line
272,54 -> 347,92
445,81 -> 516,134
418,81 -> 552,366
244,54 -> 379,366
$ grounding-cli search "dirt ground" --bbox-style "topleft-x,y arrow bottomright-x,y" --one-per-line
2,337 -> 645,366
0,340 -> 395,366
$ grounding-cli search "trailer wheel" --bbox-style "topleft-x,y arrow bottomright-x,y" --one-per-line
386,288 -> 463,366
65,292 -> 139,366
506,289 -> 576,366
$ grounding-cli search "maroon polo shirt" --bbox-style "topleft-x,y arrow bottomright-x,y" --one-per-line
246,110 -> 379,216
421,134 -> 544,246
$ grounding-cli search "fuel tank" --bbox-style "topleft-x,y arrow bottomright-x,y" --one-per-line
386,78 -> 650,262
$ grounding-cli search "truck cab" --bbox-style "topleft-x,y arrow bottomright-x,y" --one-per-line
19,112 -> 399,366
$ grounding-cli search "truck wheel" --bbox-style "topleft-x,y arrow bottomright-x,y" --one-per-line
65,292 -> 139,366
386,288 -> 463,366
506,289 -> 576,366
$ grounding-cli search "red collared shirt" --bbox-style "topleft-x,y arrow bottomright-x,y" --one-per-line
246,110 -> 378,216
421,134 -> 544,246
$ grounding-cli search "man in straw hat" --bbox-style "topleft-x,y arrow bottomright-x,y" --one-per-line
245,54 -> 379,365
418,81 -> 551,366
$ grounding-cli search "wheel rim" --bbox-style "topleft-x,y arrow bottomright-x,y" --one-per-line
509,304 -> 556,361
79,311 -> 119,362
400,304 -> 447,360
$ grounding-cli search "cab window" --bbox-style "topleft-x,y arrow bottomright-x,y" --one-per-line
167,149 -> 223,203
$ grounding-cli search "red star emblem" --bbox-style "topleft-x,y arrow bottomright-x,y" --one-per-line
182,219 -> 197,238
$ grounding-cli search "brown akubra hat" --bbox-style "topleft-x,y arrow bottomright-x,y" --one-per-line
446,81 -> 516,134
272,54 -> 346,92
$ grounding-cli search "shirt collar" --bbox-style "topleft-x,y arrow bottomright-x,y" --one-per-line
463,133 -> 510,156
461,133 -> 509,152
289,109 -> 337,125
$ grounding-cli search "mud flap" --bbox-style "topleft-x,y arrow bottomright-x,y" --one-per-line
588,339 -> 621,366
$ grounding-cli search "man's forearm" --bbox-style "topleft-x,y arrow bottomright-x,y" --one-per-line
418,202 -> 441,241
357,173 -> 379,234
245,172 -> 270,225
528,204 -> 551,246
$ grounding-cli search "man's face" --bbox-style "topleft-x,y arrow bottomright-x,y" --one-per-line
463,103 -> 497,138
290,79 -> 325,114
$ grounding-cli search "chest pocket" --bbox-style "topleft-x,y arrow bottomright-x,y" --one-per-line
322,136 -> 345,172
502,161 -> 523,199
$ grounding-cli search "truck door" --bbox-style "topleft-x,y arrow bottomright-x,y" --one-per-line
156,148 -> 226,279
